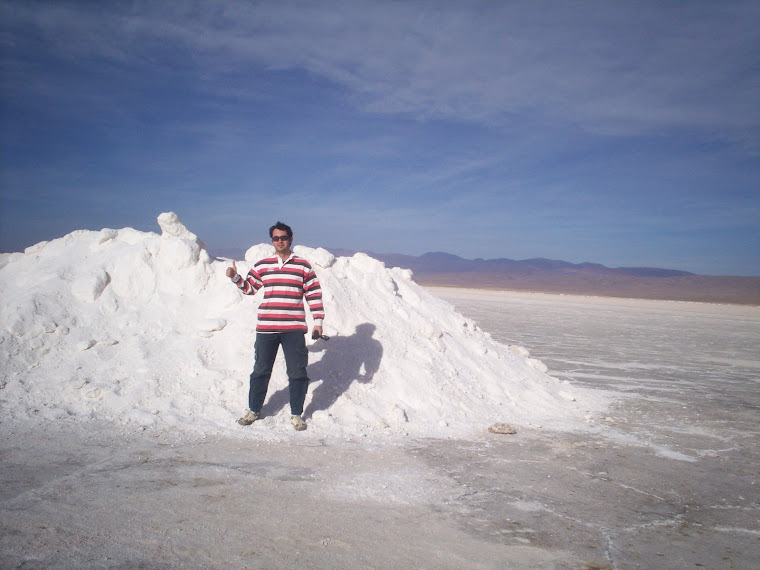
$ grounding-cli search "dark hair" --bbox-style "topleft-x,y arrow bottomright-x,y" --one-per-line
269,221 -> 293,238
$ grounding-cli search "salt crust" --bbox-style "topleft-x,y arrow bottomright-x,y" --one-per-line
0,213 -> 610,441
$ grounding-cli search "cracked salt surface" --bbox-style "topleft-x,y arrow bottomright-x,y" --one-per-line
425,288 -> 760,567
324,467 -> 449,505
434,287 -> 760,450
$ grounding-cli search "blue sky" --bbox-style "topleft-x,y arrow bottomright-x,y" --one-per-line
1,1 -> 759,275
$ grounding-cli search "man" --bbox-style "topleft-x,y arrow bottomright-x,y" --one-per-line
226,221 -> 324,431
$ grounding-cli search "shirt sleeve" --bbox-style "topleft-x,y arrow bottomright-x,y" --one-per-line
235,267 -> 263,295
303,268 -> 325,321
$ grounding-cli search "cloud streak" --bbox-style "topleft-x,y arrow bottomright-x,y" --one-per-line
5,1 -> 759,143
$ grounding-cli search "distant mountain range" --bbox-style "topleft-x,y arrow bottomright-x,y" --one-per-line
330,250 -> 695,278
211,248 -> 760,305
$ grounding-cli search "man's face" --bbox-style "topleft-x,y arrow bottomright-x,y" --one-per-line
271,229 -> 292,254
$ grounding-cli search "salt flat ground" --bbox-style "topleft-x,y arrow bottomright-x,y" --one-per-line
2,289 -> 759,569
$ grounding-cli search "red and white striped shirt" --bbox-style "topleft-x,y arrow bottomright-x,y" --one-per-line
233,255 -> 325,333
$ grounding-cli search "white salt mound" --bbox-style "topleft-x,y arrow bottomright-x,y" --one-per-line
0,213 -> 609,440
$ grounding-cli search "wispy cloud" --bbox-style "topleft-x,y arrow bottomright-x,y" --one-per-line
4,1 -> 759,145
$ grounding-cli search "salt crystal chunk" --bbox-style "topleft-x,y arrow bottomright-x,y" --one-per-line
509,345 -> 530,357
488,423 -> 517,435
71,270 -> 110,302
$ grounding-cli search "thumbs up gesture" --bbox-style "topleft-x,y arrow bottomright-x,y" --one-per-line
226,261 -> 238,280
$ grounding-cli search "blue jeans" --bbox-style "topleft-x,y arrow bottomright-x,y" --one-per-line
249,332 -> 310,415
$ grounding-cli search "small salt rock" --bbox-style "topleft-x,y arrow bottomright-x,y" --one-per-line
488,422 -> 517,435
77,340 -> 96,351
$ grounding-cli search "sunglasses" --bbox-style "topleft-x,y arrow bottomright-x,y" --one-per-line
271,235 -> 291,242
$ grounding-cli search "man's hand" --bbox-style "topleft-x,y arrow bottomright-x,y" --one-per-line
311,326 -> 323,340
226,261 -> 238,280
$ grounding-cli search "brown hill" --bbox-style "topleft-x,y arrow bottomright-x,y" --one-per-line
361,251 -> 760,305
414,272 -> 760,305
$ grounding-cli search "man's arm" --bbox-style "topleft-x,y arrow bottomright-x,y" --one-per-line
226,261 -> 261,295
303,265 -> 325,337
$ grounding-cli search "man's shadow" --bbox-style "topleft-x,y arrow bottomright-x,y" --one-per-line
261,323 -> 383,419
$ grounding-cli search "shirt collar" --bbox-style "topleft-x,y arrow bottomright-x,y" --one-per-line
276,252 -> 294,268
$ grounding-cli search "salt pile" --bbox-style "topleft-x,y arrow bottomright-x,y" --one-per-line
0,213 -> 609,440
